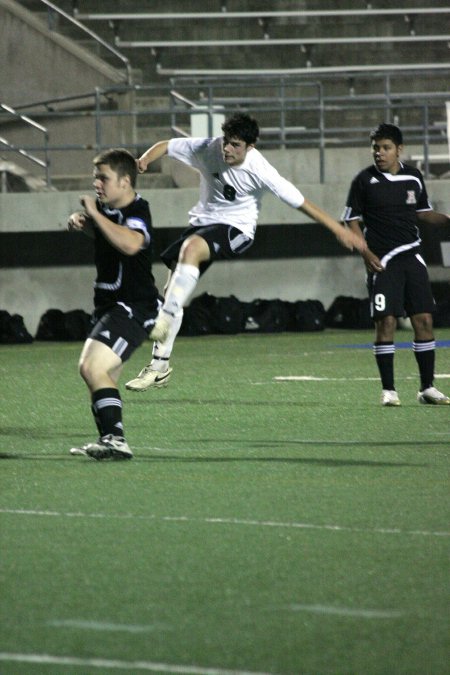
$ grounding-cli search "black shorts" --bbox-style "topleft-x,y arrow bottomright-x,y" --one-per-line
367,252 -> 435,320
89,303 -> 158,363
160,224 -> 254,275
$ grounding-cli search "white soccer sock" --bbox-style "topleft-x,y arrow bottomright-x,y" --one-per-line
151,309 -> 183,369
162,263 -> 200,317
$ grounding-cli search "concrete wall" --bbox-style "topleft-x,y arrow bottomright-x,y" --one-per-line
0,0 -> 130,177
0,0 -> 124,106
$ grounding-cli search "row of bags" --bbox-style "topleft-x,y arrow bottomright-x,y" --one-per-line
2,295 -> 449,343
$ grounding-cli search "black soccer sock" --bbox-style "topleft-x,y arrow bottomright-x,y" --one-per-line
91,403 -> 103,436
373,342 -> 395,390
91,388 -> 124,438
413,339 -> 435,391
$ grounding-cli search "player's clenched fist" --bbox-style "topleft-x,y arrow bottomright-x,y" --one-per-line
136,158 -> 148,174
67,211 -> 87,231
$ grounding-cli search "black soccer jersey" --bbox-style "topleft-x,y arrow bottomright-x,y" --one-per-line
342,163 -> 432,261
93,194 -> 159,312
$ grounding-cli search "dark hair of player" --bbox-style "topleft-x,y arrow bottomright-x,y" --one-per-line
93,148 -> 138,188
369,123 -> 403,147
222,112 -> 260,145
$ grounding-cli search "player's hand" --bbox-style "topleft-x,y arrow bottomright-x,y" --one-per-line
80,194 -> 97,217
68,211 -> 87,231
137,157 -> 148,174
336,228 -> 367,253
362,249 -> 384,272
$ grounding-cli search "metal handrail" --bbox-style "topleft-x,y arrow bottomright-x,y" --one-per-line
11,90 -> 116,113
117,34 -> 450,49
1,73 -> 448,184
0,103 -> 50,187
39,0 -> 132,85
73,7 -> 450,20
157,62 -> 450,77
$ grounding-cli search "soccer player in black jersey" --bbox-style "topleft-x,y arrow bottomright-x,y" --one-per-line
342,123 -> 450,406
68,148 -> 161,459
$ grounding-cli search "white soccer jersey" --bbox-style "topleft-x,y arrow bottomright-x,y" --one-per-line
168,137 -> 304,238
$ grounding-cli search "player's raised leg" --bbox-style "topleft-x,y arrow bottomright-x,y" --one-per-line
126,234 -> 209,391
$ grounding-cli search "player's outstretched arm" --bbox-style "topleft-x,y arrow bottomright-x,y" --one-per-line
137,140 -> 170,173
298,198 -> 367,253
417,211 -> 450,227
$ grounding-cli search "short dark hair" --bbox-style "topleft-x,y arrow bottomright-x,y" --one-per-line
222,112 -> 259,145
93,148 -> 137,187
370,123 -> 403,146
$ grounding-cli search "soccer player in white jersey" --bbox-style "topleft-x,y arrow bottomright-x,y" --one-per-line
126,112 -> 366,391
342,123 -> 450,406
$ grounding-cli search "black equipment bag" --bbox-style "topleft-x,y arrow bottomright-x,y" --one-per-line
325,296 -> 372,329
0,310 -> 33,343
36,309 -> 91,341
180,293 -> 245,336
288,300 -> 326,332
243,299 -> 290,333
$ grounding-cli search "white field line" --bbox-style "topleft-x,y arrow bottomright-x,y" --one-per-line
273,373 -> 450,381
0,653 -> 272,674
47,619 -> 170,633
1,508 -> 448,537
289,604 -> 404,619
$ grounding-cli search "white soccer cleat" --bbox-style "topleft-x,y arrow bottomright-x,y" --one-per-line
150,313 -> 171,343
381,389 -> 401,406
69,446 -> 88,456
125,365 -> 172,391
70,438 -> 103,457
70,435 -> 133,460
417,386 -> 450,405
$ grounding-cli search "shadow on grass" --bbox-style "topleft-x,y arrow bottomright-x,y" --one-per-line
0,453 -> 73,460
0,426 -> 93,440
137,455 -> 430,468
0,432 -> 442,465
198,439 -> 446,449
127,398 -> 330,407
127,397 -> 449,410
0,451 -> 431,467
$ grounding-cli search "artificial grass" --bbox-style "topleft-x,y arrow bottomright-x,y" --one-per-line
0,330 -> 449,674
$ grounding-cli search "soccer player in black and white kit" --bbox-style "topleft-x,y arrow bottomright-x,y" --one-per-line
68,148 -> 161,459
126,112 -> 366,392
342,123 -> 450,406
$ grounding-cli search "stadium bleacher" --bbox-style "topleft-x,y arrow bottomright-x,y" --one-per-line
7,0 -> 449,181
19,1 -> 450,85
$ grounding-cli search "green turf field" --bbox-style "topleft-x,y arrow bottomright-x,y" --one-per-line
1,329 -> 449,674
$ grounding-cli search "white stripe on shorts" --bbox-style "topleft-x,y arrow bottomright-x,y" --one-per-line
112,337 -> 128,358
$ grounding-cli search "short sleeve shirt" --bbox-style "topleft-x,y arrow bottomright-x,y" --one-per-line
168,136 -> 305,238
342,163 -> 433,261
93,194 -> 159,311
